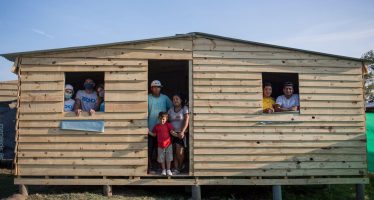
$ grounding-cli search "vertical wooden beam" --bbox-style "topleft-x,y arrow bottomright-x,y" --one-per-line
188,60 -> 194,176
19,184 -> 28,196
355,184 -> 364,200
272,185 -> 282,200
191,185 -> 201,200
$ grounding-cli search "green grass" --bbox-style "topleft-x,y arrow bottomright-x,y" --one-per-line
1,169 -> 373,200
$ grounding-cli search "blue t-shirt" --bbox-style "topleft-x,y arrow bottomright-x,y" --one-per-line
148,93 -> 172,130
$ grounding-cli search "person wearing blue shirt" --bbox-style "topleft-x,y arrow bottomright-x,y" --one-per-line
148,80 -> 172,173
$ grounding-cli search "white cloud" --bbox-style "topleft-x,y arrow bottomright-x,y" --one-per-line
31,28 -> 54,39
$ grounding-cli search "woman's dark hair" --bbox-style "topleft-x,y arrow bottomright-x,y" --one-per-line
263,82 -> 272,88
172,93 -> 186,107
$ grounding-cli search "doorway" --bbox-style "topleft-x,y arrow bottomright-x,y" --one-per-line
147,60 -> 190,175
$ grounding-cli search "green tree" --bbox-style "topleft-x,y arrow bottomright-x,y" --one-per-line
362,50 -> 374,102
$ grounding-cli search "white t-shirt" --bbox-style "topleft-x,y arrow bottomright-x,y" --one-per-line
64,99 -> 75,112
276,94 -> 299,109
168,106 -> 189,132
75,90 -> 98,111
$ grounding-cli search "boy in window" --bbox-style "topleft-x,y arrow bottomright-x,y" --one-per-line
64,84 -> 75,112
74,78 -> 100,116
262,82 -> 275,113
275,82 -> 300,112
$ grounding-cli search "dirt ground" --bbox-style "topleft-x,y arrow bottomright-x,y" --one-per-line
1,168 -> 373,200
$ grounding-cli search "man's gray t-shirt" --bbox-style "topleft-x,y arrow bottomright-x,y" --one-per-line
168,106 -> 189,132
75,90 -> 98,111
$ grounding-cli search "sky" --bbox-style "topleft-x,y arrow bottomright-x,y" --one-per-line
0,0 -> 373,81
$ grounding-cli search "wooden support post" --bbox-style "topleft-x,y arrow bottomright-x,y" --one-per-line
355,184 -> 364,200
103,185 -> 112,197
19,184 -> 28,196
191,185 -> 201,200
272,185 -> 282,200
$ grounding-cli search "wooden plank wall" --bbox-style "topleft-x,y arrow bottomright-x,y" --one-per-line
0,80 -> 18,102
15,37 -> 192,176
192,36 -> 366,178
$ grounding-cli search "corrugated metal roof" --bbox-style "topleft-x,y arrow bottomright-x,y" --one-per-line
0,32 -> 365,62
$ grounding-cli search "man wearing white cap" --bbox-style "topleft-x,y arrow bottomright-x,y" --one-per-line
148,80 -> 172,172
64,84 -> 75,112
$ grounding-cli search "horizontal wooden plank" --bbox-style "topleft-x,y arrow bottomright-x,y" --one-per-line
194,127 -> 364,134
109,38 -> 193,51
194,93 -> 262,100
300,87 -> 363,95
19,112 -> 147,120
193,58 -> 361,68
300,108 -> 364,115
105,71 -> 147,81
22,57 -> 147,66
105,81 -> 147,91
193,113 -> 365,122
193,37 -> 296,52
193,86 -> 259,93
35,49 -> 192,60
18,157 -> 147,166
18,127 -> 147,135
18,149 -> 146,158
18,135 -> 147,143
20,90 -> 62,102
0,90 -> 17,96
193,72 -> 261,80
0,96 -> 17,101
105,101 -> 147,112
193,79 -> 261,86
194,147 -> 366,155
194,162 -> 366,169
193,50 -> 339,60
21,65 -> 147,72
18,142 -> 146,150
193,170 -> 367,178
194,140 -> 365,148
194,133 -> 365,141
299,74 -> 362,81
18,119 -> 146,128
14,177 -> 370,185
299,94 -> 363,101
299,80 -> 362,88
194,107 -> 261,114
18,165 -> 147,176
193,65 -> 361,75
193,121 -> 365,127
19,102 -> 62,113
20,72 -> 63,82
194,154 -> 366,162
301,100 -> 364,108
105,91 -> 147,102
21,81 -> 64,91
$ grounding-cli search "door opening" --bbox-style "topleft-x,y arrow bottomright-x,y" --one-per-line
147,60 -> 190,175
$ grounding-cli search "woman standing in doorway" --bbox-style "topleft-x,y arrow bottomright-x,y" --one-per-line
168,94 -> 189,174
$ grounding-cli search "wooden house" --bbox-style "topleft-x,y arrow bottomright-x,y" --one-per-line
0,32 -> 368,199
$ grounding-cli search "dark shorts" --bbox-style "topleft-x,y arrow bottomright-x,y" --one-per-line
173,132 -> 188,148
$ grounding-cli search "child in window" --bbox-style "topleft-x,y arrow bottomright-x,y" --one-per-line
148,112 -> 178,176
64,84 -> 75,112
96,84 -> 105,112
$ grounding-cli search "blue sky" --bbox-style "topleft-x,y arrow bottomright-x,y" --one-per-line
0,0 -> 373,81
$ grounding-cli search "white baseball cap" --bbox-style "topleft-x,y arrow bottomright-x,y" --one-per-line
150,80 -> 163,87
65,84 -> 74,91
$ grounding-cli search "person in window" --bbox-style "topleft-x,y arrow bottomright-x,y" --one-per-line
148,80 -> 172,173
96,84 -> 105,112
64,84 -> 75,112
262,82 -> 275,113
74,78 -> 99,116
275,82 -> 300,112
168,93 -> 189,174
